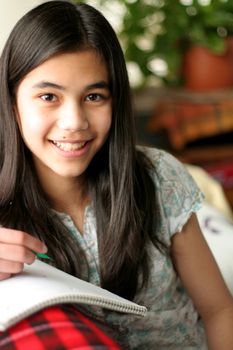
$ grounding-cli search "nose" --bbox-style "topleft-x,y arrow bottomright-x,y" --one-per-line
57,101 -> 88,131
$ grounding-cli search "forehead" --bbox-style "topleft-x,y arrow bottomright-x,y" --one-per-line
19,50 -> 109,88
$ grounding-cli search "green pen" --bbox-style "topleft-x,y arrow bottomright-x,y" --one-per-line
33,251 -> 52,260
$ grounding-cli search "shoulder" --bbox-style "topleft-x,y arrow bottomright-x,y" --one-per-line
138,146 -> 195,186
138,146 -> 204,237
138,145 -> 183,172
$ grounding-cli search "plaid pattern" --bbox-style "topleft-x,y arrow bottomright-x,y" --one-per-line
0,305 -> 122,350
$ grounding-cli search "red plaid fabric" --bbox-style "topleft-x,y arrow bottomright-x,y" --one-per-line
0,305 -> 122,349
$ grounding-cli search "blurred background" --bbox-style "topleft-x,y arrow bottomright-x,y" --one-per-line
0,0 -> 233,208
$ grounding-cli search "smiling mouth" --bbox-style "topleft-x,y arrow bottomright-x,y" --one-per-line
52,141 -> 87,151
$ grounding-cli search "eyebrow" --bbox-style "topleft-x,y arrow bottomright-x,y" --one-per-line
32,80 -> 110,91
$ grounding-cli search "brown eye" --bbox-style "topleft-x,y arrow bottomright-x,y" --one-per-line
40,93 -> 57,102
85,93 -> 102,102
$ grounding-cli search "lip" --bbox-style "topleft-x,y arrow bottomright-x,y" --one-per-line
49,139 -> 92,157
51,138 -> 91,143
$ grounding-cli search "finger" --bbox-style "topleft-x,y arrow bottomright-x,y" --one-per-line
0,228 -> 47,253
0,272 -> 12,281
0,258 -> 24,274
0,243 -> 36,264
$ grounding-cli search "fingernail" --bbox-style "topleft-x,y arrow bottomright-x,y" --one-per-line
42,244 -> 48,253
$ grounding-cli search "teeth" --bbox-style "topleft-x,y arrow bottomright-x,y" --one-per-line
53,141 -> 86,151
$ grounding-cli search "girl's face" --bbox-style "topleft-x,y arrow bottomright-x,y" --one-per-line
15,50 -> 112,183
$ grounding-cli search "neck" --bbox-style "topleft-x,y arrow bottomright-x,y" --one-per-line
42,175 -> 90,234
37,170 -> 89,211
50,180 -> 89,214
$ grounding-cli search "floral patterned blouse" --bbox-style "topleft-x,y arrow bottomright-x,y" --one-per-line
56,147 -> 208,349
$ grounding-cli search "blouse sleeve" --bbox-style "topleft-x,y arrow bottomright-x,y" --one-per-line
144,147 -> 204,243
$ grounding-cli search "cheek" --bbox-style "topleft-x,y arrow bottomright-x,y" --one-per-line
101,116 -> 112,134
17,104 -> 48,137
16,87 -> 48,136
97,106 -> 112,135
24,116 -> 45,134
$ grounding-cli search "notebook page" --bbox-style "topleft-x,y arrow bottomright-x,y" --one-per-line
0,260 -> 147,331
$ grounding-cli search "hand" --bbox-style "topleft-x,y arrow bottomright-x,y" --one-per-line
0,227 -> 47,281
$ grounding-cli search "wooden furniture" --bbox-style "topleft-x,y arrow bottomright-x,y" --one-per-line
135,87 -> 233,209
146,88 -> 233,150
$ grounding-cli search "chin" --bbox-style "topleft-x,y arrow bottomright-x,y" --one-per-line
58,168 -> 87,178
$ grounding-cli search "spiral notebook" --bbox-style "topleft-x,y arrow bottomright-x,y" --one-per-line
0,259 -> 147,331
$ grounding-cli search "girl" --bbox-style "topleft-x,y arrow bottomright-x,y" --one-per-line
0,1 -> 232,348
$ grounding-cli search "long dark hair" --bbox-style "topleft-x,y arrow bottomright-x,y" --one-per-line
0,0 -> 162,300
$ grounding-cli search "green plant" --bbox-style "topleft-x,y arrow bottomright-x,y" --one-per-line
73,0 -> 233,88
155,0 -> 233,86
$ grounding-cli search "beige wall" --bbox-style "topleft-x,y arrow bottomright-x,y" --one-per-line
0,0 -> 47,52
